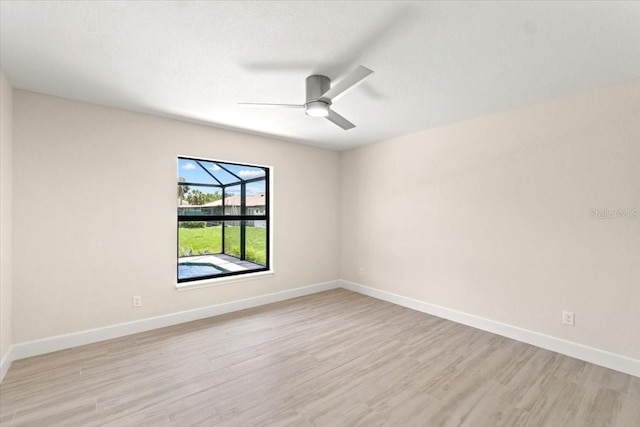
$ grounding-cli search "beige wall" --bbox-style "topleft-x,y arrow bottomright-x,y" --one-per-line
341,80 -> 640,359
8,80 -> 639,362
0,71 -> 13,362
12,91 -> 340,343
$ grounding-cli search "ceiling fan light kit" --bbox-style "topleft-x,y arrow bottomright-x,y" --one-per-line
305,100 -> 330,117
239,65 -> 374,130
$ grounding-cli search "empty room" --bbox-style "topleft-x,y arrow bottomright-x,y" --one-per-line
0,1 -> 638,426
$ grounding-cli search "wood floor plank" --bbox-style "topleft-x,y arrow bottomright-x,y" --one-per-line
576,384 -> 626,427
620,376 -> 640,427
0,288 -> 637,426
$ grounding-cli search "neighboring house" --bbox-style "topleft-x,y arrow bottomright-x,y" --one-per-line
178,192 -> 266,227
207,192 -> 266,215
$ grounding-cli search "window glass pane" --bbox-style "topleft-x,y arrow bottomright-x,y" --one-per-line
244,220 -> 267,266
217,162 -> 266,181
223,221 -> 240,257
177,219 -> 227,280
223,185 -> 242,215
245,180 -> 267,216
197,160 -> 242,185
178,158 -> 218,185
223,221 -> 267,266
178,185 -> 223,215
178,221 -> 222,257
218,182 -> 266,216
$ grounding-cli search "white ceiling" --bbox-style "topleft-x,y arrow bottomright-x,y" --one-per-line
1,1 -> 639,150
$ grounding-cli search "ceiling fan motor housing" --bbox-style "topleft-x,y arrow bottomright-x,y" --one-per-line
305,75 -> 331,117
306,75 -> 330,102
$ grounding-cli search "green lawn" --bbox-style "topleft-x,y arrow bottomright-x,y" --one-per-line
178,225 -> 266,265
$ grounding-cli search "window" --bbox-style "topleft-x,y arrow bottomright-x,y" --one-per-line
177,157 -> 270,282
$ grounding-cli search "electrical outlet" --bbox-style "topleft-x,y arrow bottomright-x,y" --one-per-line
562,311 -> 574,326
132,295 -> 142,308
358,267 -> 364,276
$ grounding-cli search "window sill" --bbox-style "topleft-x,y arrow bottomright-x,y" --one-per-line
175,270 -> 275,291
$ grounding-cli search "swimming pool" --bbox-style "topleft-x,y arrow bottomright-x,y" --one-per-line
178,263 -> 227,280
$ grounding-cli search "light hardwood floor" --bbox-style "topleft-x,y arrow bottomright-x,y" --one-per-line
0,289 -> 638,426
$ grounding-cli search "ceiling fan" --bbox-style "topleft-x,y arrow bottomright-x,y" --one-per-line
239,65 -> 374,130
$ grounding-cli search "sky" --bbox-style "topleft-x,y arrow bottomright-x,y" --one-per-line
178,157 -> 266,196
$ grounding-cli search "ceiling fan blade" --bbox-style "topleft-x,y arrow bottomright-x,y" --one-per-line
321,66 -> 374,102
326,110 -> 356,130
238,103 -> 304,108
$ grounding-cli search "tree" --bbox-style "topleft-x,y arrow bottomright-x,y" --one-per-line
186,189 -> 206,206
203,191 -> 223,204
178,177 -> 190,204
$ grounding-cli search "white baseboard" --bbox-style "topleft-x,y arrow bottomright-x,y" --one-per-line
0,345 -> 14,382
339,280 -> 640,378
10,280 -> 340,363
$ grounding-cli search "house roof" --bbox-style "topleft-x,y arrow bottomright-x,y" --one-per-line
205,193 -> 265,207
